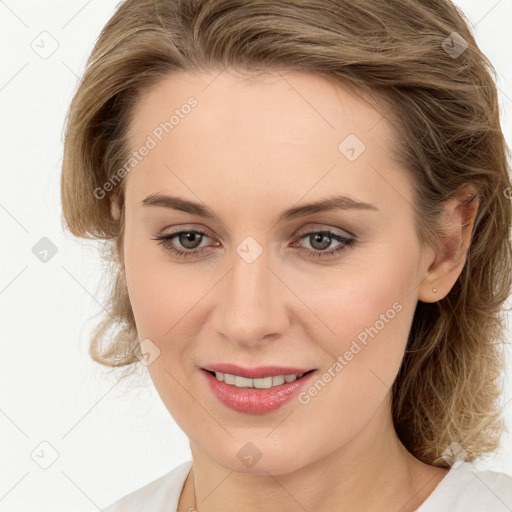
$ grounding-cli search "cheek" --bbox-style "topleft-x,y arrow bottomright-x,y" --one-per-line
123,234 -> 212,399
123,239 -> 204,417
124,232 -> 201,339
290,238 -> 419,387
283,254 -> 418,442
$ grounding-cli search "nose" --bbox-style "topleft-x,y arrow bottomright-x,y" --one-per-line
211,246 -> 291,348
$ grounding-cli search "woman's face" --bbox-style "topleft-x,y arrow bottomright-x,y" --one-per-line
119,69 -> 435,474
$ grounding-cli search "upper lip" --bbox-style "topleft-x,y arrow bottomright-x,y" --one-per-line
201,363 -> 315,379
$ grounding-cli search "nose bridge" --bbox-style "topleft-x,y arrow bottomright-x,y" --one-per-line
214,243 -> 289,345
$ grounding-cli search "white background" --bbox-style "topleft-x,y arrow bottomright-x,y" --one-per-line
1,1 -> 511,510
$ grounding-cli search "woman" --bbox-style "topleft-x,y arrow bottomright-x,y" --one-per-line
60,0 -> 512,510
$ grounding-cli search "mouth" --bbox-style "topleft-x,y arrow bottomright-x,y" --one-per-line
200,365 -> 318,414
201,368 -> 316,389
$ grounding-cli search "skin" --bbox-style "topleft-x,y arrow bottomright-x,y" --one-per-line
110,69 -> 479,512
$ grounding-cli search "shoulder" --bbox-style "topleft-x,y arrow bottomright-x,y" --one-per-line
417,461 -> 512,512
102,460 -> 193,512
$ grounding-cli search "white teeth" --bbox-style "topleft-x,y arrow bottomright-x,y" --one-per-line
254,376 -> 273,389
235,376 -> 254,387
272,375 -> 285,386
212,371 -> 305,388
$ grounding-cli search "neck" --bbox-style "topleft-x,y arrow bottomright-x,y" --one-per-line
178,395 -> 448,512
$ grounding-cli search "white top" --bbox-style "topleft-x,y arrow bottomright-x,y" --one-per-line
103,460 -> 512,511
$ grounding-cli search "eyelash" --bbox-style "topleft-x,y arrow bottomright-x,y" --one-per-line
152,228 -> 356,260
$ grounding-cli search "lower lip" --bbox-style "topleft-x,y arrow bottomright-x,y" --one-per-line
201,369 -> 316,414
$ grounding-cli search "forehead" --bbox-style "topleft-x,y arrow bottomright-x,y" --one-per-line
129,69 -> 391,148
124,69 -> 411,218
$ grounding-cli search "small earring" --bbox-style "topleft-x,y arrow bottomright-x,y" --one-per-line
432,288 -> 437,293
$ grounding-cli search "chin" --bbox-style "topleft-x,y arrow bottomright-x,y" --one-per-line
205,437 -> 311,476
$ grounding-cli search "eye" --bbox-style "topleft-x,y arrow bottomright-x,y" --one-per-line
152,229 -> 218,259
292,230 -> 356,259
152,227 -> 356,260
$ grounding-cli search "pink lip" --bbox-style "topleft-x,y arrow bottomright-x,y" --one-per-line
201,363 -> 314,379
200,367 -> 316,415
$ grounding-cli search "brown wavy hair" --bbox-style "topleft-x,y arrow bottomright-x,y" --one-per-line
60,0 -> 512,467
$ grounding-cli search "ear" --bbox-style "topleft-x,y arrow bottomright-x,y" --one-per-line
417,184 -> 480,303
110,192 -> 121,222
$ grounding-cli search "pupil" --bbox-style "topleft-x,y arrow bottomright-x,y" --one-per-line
310,233 -> 331,250
179,232 -> 202,249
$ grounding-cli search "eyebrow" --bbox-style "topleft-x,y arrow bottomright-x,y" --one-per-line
140,193 -> 379,222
